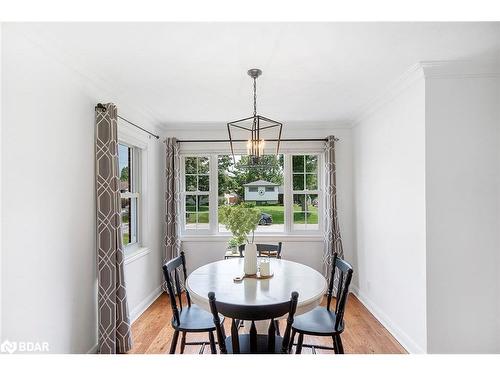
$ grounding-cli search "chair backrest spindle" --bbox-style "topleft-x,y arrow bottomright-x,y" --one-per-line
162,251 -> 191,328
335,269 -> 344,312
237,243 -> 283,259
173,268 -> 183,310
326,253 -> 338,311
324,253 -> 354,332
208,291 -> 299,354
256,243 -> 282,258
180,252 -> 192,307
335,269 -> 352,331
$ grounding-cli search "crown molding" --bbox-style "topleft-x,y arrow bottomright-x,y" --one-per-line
159,120 -> 352,133
350,63 -> 425,127
350,59 -> 500,127
420,60 -> 500,79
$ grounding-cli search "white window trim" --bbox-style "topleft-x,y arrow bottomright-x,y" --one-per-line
289,153 -> 323,234
179,145 -> 324,237
180,234 -> 324,242
118,130 -> 149,256
124,247 -> 152,265
180,155 -> 214,236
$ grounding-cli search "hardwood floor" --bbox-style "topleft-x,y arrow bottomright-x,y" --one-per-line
128,292 -> 407,354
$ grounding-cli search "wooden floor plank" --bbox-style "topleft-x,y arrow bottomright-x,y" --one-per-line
128,293 -> 407,354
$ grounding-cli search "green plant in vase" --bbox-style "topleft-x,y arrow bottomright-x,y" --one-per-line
219,203 -> 261,246
219,203 -> 261,274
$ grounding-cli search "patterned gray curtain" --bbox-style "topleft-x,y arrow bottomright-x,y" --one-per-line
95,103 -> 133,354
323,135 -> 344,278
163,137 -> 181,290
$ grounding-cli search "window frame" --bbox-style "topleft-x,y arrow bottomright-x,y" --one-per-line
117,136 -> 146,255
180,155 -> 216,235
180,149 -> 323,236
289,154 -> 322,233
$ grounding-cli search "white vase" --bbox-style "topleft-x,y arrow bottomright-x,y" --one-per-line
244,243 -> 257,275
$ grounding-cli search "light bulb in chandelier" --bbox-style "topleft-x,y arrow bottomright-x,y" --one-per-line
258,139 -> 265,156
246,139 -> 252,154
246,139 -> 265,158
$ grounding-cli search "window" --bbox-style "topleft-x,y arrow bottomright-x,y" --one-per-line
181,152 -> 321,235
292,155 -> 319,230
183,156 -> 210,230
217,155 -> 284,233
118,143 -> 141,248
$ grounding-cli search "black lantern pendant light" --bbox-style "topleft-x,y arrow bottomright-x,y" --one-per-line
227,69 -> 283,165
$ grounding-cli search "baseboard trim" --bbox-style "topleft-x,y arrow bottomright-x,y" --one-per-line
130,285 -> 163,323
350,286 -> 425,354
86,286 -> 163,354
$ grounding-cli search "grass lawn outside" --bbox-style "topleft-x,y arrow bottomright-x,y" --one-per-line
216,204 -> 318,225
185,203 -> 319,226
186,212 -> 209,224
293,204 -> 318,224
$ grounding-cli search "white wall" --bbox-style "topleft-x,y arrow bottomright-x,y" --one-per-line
425,69 -> 500,353
352,62 -> 500,354
1,26 -> 163,353
352,71 -> 427,353
162,125 -> 354,276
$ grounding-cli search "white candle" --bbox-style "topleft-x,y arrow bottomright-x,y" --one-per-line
260,260 -> 271,276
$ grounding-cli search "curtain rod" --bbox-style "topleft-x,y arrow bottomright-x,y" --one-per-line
95,103 -> 160,140
176,138 -> 334,143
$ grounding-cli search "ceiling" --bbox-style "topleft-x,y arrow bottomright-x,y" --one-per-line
20,22 -> 500,127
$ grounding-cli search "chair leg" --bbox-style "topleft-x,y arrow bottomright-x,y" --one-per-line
208,331 -> 217,354
274,320 -> 281,336
288,329 -> 296,353
169,330 -> 179,354
335,335 -> 344,354
295,333 -> 304,354
180,332 -> 186,354
332,335 -> 339,353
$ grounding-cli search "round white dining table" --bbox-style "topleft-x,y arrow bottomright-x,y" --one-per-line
186,258 -> 327,318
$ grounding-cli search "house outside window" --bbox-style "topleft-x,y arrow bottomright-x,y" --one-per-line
243,180 -> 280,203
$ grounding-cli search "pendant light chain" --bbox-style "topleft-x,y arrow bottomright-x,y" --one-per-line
227,68 -> 283,163
253,77 -> 257,117
252,77 -> 257,157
